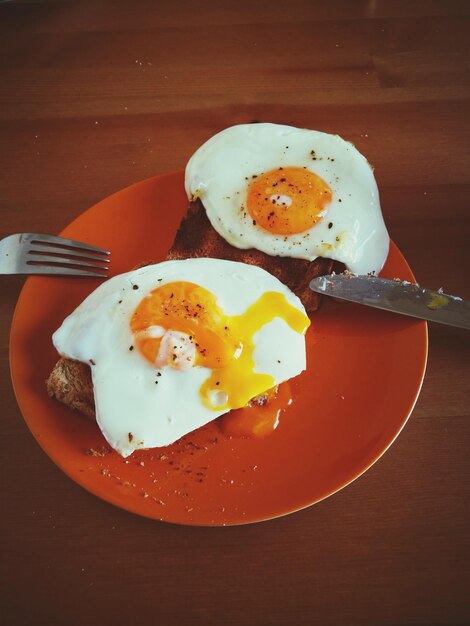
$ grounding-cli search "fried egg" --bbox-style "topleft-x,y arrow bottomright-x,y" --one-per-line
53,258 -> 309,457
185,123 -> 390,275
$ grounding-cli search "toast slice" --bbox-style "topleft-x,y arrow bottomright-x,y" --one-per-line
47,200 -> 334,418
167,200 -> 333,313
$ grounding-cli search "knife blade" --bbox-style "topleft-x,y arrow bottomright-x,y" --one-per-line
309,275 -> 470,329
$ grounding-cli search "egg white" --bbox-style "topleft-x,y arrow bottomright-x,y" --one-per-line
185,123 -> 390,275
53,258 -> 308,457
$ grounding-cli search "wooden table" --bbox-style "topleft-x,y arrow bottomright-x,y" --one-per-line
1,2 -> 469,624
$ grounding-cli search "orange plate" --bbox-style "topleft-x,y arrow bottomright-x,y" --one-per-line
10,172 -> 428,526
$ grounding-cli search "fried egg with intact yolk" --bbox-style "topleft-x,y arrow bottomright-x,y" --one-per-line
52,258 -> 309,457
185,123 -> 390,275
247,166 -> 332,235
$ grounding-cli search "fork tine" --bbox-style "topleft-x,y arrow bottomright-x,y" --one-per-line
28,244 -> 111,262
26,255 -> 110,271
22,266 -> 109,278
0,233 -> 110,278
22,233 -> 110,255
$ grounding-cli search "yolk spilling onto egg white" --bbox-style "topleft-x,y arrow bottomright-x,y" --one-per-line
130,281 -> 309,411
246,166 -> 332,235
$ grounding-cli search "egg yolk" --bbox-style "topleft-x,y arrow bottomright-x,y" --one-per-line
130,281 -> 309,411
219,383 -> 292,438
246,166 -> 332,235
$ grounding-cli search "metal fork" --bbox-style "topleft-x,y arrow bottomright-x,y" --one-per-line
0,233 -> 110,278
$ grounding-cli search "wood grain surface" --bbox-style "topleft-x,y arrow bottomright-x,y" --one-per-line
1,1 -> 469,625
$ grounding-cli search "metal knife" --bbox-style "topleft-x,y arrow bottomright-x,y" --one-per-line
309,275 -> 470,329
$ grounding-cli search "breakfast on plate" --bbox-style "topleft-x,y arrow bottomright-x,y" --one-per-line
49,259 -> 309,457
46,123 -> 390,457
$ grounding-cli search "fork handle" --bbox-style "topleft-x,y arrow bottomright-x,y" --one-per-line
0,234 -> 20,274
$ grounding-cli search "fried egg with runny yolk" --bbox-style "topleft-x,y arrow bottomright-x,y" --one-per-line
52,259 -> 309,457
131,280 -> 307,411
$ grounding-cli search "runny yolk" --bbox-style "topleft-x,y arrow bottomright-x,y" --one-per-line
246,166 -> 332,235
130,281 -> 310,412
219,383 -> 292,439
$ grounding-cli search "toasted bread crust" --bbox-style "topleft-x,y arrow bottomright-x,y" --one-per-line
48,200 -> 334,418
46,357 -> 95,418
